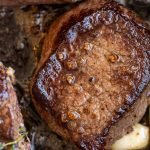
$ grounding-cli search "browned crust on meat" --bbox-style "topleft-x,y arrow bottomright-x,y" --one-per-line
31,0 -> 150,149
36,0 -> 150,72
78,86 -> 149,149
0,64 -> 23,141
32,84 -> 149,149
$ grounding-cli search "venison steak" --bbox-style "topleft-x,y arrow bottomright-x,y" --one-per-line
0,63 -> 29,149
31,0 -> 150,149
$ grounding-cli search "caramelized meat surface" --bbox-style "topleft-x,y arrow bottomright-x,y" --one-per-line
0,62 -> 29,149
31,0 -> 150,149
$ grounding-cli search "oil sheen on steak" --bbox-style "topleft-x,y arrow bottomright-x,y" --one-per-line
31,0 -> 150,149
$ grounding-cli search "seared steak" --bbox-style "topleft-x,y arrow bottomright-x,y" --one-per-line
31,0 -> 150,149
0,62 -> 29,149
0,0 -> 80,6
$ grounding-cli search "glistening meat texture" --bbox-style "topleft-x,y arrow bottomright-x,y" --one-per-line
0,63 -> 29,149
0,0 -> 80,6
31,0 -> 150,149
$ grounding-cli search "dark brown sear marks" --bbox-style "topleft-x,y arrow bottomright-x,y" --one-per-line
0,64 -> 25,141
32,0 -> 150,149
0,66 -> 13,139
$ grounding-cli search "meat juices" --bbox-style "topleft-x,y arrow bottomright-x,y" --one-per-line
31,0 -> 150,149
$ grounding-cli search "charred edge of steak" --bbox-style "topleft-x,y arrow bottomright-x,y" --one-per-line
32,0 -> 150,149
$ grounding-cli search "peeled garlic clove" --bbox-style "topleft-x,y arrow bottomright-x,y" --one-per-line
112,123 -> 149,150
